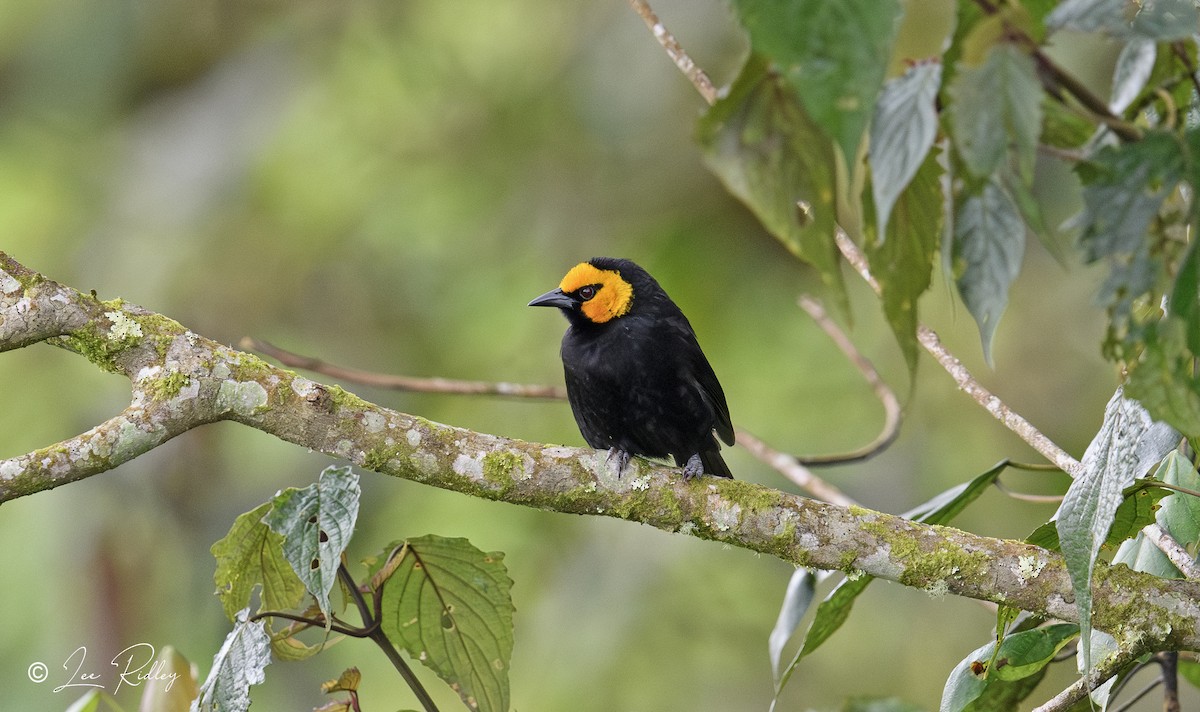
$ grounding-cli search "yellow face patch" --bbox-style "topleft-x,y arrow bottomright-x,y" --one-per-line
559,262 -> 634,323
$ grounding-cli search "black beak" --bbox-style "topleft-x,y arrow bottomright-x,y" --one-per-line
528,288 -> 575,309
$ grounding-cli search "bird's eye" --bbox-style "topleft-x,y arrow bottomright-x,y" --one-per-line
578,285 -> 597,301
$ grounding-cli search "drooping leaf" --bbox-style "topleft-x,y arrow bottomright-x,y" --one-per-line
948,43 -> 1042,182
264,465 -> 360,621
697,54 -> 844,304
940,624 -> 1078,712
211,502 -> 306,622
870,60 -> 942,243
768,567 -> 819,682
867,146 -> 944,376
1055,389 -> 1177,674
374,535 -> 514,712
774,462 -> 1008,700
733,0 -> 903,163
1076,132 -> 1184,262
952,179 -> 1026,362
191,610 -> 271,712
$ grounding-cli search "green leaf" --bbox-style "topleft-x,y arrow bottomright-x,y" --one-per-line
1169,237 -> 1200,355
870,60 -> 942,244
1180,658 -> 1200,688
211,502 -> 306,622
264,465 -> 361,620
137,645 -> 199,712
64,691 -> 102,712
948,44 -> 1042,182
1156,450 -> 1200,543
192,610 -> 272,712
961,672 -> 1047,712
375,535 -> 514,712
698,55 -> 844,302
1076,132 -> 1184,262
940,624 -> 1078,712
732,0 -> 902,163
867,144 -> 943,376
1126,316 -> 1200,435
1027,479 -> 1171,551
1056,389 -> 1176,674
952,179 -> 1025,362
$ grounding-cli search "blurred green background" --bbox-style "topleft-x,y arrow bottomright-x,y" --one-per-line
0,0 -> 1162,709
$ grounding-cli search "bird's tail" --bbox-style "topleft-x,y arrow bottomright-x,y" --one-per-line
700,449 -> 733,479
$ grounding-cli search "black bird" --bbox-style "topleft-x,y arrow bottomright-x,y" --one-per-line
528,257 -> 734,479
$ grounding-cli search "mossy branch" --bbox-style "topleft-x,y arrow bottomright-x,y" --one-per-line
4,251 -> 1200,655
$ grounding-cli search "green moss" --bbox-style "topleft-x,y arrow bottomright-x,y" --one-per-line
363,444 -> 405,472
483,451 -> 523,487
147,371 -> 190,400
61,327 -> 125,373
896,538 -> 989,589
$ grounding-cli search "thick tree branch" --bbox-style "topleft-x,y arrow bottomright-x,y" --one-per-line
5,252 -> 1200,655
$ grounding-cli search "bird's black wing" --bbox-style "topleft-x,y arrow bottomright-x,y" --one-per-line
691,350 -> 734,445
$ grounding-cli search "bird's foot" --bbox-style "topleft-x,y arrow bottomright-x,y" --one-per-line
683,453 -> 704,480
607,448 -> 632,477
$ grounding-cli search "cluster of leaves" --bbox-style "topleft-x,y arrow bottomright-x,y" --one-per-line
697,0 -> 1200,708
700,0 -> 1200,401
193,465 -> 515,712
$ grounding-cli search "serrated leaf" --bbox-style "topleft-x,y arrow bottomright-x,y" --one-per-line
949,44 -> 1042,182
733,0 -> 902,163
768,567 -> 818,682
1076,132 -> 1184,263
1055,389 -> 1176,674
952,179 -> 1025,362
377,535 -> 514,712
870,61 -> 942,244
940,624 -> 1078,712
211,502 -> 306,622
191,611 -> 271,712
867,145 -> 944,376
698,55 -> 845,303
264,465 -> 360,620
138,645 -> 198,712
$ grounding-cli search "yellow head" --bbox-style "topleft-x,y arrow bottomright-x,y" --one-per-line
558,262 -> 634,323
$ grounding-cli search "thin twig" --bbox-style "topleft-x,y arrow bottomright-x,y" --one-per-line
734,429 -> 858,506
1110,676 -> 1162,712
1143,524 -> 1200,580
794,295 -> 901,466
1033,645 -> 1148,712
241,337 -> 566,399
834,230 -> 1084,477
626,0 -> 717,106
1171,41 -> 1200,105
993,479 -> 1063,504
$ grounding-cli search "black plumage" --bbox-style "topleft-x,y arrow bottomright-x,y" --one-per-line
529,257 -> 734,479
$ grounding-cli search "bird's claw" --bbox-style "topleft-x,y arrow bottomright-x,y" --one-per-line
607,448 -> 631,477
683,453 -> 704,481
